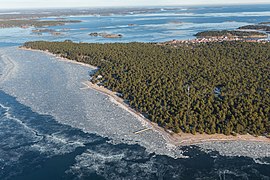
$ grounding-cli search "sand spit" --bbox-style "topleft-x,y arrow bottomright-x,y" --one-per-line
0,47 -> 270,159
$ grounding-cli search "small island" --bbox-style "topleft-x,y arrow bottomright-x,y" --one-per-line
169,21 -> 184,24
195,30 -> 268,39
128,24 -> 137,26
32,28 -> 63,36
32,28 -> 56,33
89,32 -> 123,38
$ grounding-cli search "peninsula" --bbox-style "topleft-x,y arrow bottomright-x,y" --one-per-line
23,41 -> 270,138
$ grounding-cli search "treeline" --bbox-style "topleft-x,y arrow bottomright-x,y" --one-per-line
195,30 -> 267,38
23,41 -> 270,136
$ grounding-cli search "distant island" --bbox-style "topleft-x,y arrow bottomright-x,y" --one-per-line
238,24 -> 270,32
0,19 -> 81,28
259,22 -> 270,25
32,28 -> 63,36
169,21 -> 184,24
89,32 -> 123,38
23,41 -> 270,137
128,24 -> 137,26
32,29 -> 56,33
195,30 -> 268,39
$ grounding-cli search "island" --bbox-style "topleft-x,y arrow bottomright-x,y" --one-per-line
32,28 -> 63,36
169,21 -> 184,24
23,41 -> 270,137
238,25 -> 270,32
0,19 -> 81,28
259,22 -> 270,25
89,32 -> 123,38
128,24 -> 137,26
195,30 -> 268,39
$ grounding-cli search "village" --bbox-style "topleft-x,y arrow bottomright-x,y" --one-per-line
161,35 -> 270,46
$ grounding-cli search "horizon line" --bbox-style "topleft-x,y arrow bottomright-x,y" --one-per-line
0,2 -> 270,10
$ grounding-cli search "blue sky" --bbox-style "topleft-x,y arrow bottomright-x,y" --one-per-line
0,0 -> 270,9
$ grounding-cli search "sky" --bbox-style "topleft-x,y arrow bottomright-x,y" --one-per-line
0,0 -> 270,9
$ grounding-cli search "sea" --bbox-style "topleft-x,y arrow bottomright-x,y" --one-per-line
0,4 -> 270,180
0,4 -> 270,44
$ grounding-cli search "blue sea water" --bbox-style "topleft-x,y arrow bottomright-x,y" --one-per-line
0,4 -> 270,180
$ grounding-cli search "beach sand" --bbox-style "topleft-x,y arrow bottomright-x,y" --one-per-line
84,81 -> 270,145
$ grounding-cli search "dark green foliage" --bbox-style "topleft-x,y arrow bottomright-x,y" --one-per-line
23,41 -> 270,136
195,30 -> 267,38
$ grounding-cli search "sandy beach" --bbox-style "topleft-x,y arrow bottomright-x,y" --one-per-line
83,81 -> 270,145
1,46 -> 270,159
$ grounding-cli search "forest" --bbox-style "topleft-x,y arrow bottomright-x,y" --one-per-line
23,41 -> 270,136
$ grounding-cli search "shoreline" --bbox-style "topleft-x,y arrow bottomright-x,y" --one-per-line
84,81 -> 270,146
1,47 -> 182,158
19,47 -> 98,70
19,47 -> 270,147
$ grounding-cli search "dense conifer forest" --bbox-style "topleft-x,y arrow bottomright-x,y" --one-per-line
23,41 -> 270,136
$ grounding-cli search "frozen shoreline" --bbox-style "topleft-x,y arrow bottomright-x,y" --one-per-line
0,47 -> 183,158
0,47 -> 270,159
